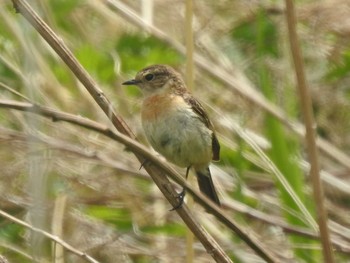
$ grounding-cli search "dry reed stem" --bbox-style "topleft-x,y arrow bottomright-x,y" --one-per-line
285,0 -> 334,262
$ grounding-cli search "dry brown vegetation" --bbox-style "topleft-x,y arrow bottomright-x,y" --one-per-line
1,0 -> 350,262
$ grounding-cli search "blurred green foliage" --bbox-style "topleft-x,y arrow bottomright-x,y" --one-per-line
117,34 -> 182,72
0,1 -> 349,263
142,223 -> 186,236
85,205 -> 133,230
76,44 -> 115,83
327,50 -> 350,80
231,10 -> 279,58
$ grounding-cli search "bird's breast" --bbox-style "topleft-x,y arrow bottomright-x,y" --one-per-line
141,94 -> 187,121
141,94 -> 212,168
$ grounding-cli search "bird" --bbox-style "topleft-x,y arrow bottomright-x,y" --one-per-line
122,64 -> 221,207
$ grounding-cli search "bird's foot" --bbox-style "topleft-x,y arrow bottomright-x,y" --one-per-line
170,188 -> 186,211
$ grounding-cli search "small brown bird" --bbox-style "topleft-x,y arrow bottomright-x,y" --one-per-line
123,64 -> 220,206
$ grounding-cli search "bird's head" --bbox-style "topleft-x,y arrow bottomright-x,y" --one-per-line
122,64 -> 185,96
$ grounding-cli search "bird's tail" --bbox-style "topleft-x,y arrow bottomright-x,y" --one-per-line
195,167 -> 220,206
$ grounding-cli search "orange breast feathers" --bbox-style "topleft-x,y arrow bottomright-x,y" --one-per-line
141,94 -> 188,121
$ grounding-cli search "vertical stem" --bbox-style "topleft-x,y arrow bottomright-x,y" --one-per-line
185,0 -> 194,91
141,0 -> 153,26
22,18 -> 49,259
185,0 -> 194,262
52,194 -> 67,263
284,0 -> 334,262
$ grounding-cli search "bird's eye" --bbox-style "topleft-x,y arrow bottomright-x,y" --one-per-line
145,74 -> 154,81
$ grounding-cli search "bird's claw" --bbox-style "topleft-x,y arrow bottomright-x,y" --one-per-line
170,189 -> 186,211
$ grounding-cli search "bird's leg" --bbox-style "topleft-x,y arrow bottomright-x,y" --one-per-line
185,166 -> 191,180
170,166 -> 191,210
179,165 -> 191,196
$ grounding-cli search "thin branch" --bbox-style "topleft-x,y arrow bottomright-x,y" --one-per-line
0,209 -> 100,263
0,241 -> 38,262
9,1 -> 278,262
0,81 -> 32,102
285,0 -> 334,262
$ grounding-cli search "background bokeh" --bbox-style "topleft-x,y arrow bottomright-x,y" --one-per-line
1,0 -> 350,262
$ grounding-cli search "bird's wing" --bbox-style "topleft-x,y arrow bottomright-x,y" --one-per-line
184,95 -> 220,161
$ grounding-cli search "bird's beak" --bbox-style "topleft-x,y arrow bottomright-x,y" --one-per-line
122,79 -> 140,85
